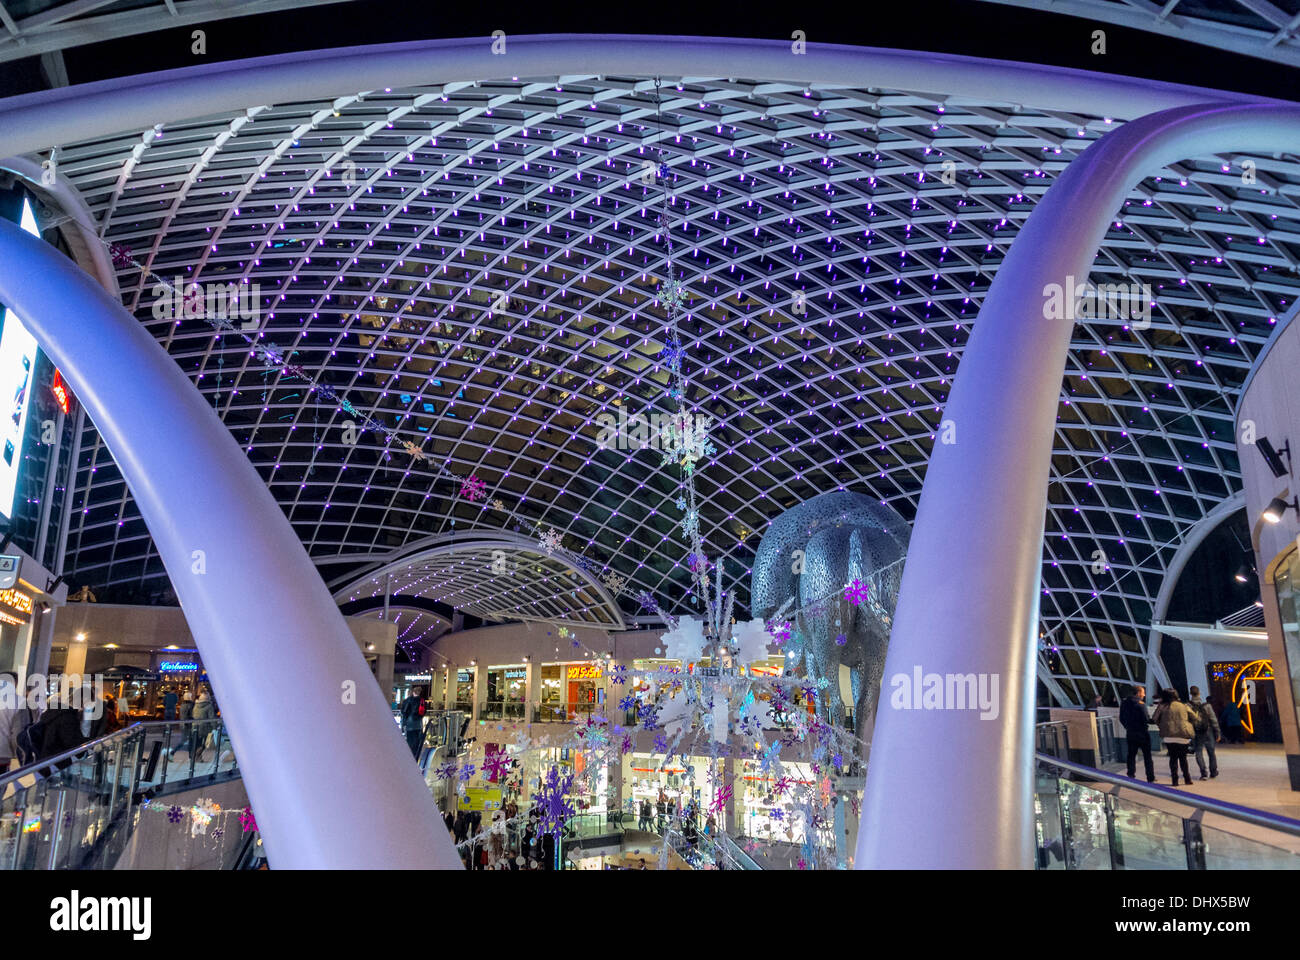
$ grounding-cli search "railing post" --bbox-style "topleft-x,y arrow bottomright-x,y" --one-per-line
1104,792 -> 1124,869
1184,816 -> 1207,870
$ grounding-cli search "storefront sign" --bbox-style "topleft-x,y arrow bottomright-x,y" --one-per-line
0,586 -> 33,624
159,661 -> 199,673
457,787 -> 503,812
51,369 -> 70,414
0,555 -> 18,590
457,669 -> 472,682
405,673 -> 431,683
504,668 -> 526,679
568,664 -> 602,680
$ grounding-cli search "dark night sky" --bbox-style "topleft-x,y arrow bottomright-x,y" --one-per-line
2,0 -> 1297,100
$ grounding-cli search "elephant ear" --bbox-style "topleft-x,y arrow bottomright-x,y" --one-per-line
799,526 -> 854,648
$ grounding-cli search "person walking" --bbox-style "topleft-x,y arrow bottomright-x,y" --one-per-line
1152,688 -> 1196,786
1188,686 -> 1220,780
179,690 -> 194,721
398,685 -> 427,760
1221,699 -> 1245,743
1119,685 -> 1155,782
162,686 -> 178,721
638,798 -> 651,832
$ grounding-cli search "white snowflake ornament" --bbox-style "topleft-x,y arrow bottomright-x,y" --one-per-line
661,615 -> 707,662
732,617 -> 773,666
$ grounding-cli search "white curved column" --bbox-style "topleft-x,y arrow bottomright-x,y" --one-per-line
858,102 -> 1300,869
0,219 -> 459,869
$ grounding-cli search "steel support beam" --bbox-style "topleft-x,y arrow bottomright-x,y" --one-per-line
0,218 -> 458,869
858,102 -> 1300,869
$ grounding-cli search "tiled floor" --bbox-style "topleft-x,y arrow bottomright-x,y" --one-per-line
1103,742 -> 1300,857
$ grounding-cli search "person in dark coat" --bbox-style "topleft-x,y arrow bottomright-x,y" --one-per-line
35,694 -> 88,769
399,686 -> 427,759
1119,685 -> 1155,782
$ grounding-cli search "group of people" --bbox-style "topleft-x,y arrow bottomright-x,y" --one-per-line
443,796 -> 559,870
0,672 -> 124,772
1120,684 -> 1226,786
635,790 -> 716,842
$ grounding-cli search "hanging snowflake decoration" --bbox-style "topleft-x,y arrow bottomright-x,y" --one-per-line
640,704 -> 661,731
435,761 -> 457,780
402,440 -> 428,463
618,694 -> 637,711
637,590 -> 659,614
167,805 -> 184,824
490,498 -> 505,512
660,276 -> 687,311
109,242 -> 135,268
686,552 -> 709,575
709,782 -> 733,816
610,664 -> 629,685
238,806 -> 258,833
659,413 -> 717,472
460,474 -> 487,502
536,766 -> 576,841
482,751 -> 511,780
621,734 -> 634,755
653,733 -> 669,753
835,633 -> 848,646
539,528 -> 563,554
601,570 -> 626,595
675,497 -> 687,511
659,337 -> 686,368
458,763 -> 477,782
769,621 -> 792,646
844,579 -> 871,606
212,827 -> 224,841
679,509 -> 699,537
770,807 -> 785,822
773,775 -> 792,798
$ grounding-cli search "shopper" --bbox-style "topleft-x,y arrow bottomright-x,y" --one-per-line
638,798 -> 651,831
1151,688 -> 1195,786
1187,686 -> 1220,780
1119,685 -> 1155,783
179,691 -> 194,721
0,672 -> 25,772
399,685 -> 427,760
1221,699 -> 1245,743
34,693 -> 88,768
162,686 -> 178,721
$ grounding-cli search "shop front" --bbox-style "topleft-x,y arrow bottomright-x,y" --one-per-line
1208,659 -> 1281,742
738,758 -> 821,844
483,665 -> 527,719
539,746 -> 609,814
453,668 -> 474,712
538,662 -> 603,721
624,753 -> 726,830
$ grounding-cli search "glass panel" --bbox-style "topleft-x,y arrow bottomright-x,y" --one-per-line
1058,778 -> 1113,869
1201,823 -> 1300,869
1109,798 -> 1188,869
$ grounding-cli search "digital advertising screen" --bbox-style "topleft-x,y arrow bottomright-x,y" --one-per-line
0,198 -> 42,521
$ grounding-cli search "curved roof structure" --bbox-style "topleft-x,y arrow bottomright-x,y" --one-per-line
7,36 -> 1299,705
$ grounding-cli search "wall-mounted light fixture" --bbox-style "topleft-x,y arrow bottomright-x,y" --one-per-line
1263,495 -> 1300,524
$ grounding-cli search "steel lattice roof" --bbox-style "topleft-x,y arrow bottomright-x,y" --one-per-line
41,70 -> 1300,703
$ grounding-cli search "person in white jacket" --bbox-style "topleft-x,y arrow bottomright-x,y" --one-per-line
0,672 -> 26,771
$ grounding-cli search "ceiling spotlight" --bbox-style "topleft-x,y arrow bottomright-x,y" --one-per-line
1258,437 -> 1292,479
74,632 -> 86,642
1262,495 -> 1298,525
1234,566 -> 1252,583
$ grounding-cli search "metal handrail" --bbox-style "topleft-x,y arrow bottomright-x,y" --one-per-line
1036,752 -> 1300,838
0,717 -> 224,790
0,721 -> 143,789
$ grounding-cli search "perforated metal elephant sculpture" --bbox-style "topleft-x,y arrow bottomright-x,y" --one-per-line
750,491 -> 910,746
